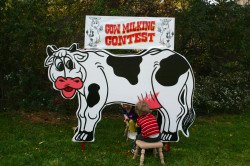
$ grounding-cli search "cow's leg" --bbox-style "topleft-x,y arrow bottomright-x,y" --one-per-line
152,65 -> 192,142
154,89 -> 187,142
157,83 -> 192,142
73,96 -> 103,142
180,71 -> 195,137
73,93 -> 105,142
157,108 -> 169,135
73,93 -> 88,142
158,102 -> 183,142
73,82 -> 107,142
74,108 -> 103,142
153,95 -> 182,142
156,83 -> 189,142
164,70 -> 195,139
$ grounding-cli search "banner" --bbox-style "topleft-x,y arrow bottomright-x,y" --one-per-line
84,16 -> 175,50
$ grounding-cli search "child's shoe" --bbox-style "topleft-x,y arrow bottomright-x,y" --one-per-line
131,148 -> 135,154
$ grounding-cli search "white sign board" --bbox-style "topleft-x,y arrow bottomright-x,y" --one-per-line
84,16 -> 175,50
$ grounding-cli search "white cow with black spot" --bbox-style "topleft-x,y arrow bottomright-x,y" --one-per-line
44,43 -> 195,142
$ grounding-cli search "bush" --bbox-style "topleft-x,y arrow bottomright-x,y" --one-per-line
0,0 -> 249,115
194,71 -> 250,114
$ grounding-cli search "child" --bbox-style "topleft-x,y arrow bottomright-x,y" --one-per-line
121,104 -> 137,133
134,101 -> 160,145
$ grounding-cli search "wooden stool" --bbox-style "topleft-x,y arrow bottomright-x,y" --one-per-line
133,140 -> 165,166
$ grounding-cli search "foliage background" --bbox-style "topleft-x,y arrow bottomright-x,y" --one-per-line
0,0 -> 249,114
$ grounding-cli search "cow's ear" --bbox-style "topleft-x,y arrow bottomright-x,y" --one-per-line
44,56 -> 54,67
45,45 -> 57,67
74,52 -> 88,62
46,45 -> 57,57
68,43 -> 79,52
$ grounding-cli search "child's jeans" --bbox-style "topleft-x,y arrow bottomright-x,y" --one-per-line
135,134 -> 161,143
132,134 -> 161,150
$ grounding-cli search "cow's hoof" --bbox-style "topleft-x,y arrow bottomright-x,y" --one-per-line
161,132 -> 178,142
74,131 -> 94,142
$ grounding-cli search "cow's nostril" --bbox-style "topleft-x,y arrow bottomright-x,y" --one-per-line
75,80 -> 79,83
59,79 -> 65,82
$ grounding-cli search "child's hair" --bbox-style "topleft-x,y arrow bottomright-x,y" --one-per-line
122,103 -> 132,110
135,101 -> 151,116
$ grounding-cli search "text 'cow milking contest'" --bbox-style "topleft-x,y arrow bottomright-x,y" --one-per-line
105,21 -> 156,46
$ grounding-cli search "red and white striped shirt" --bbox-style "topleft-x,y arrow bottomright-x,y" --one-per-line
137,113 -> 160,138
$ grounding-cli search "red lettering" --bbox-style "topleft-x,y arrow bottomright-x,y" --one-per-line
118,36 -> 126,46
112,36 -> 118,45
141,32 -> 147,42
134,33 -> 141,43
105,36 -> 112,45
126,34 -> 133,44
129,22 -> 135,32
146,21 -> 151,31
142,21 -> 146,31
148,33 -> 155,42
136,21 -> 141,31
105,24 -> 110,34
151,21 -> 155,31
106,31 -> 156,46
121,21 -> 156,34
122,23 -> 129,34
105,24 -> 121,34
114,24 -> 121,34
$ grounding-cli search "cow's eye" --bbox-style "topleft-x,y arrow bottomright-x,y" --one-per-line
65,57 -> 74,70
55,58 -> 64,71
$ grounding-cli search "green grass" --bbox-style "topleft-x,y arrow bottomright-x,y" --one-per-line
0,111 -> 249,166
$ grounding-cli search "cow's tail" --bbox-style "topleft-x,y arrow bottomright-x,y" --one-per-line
181,69 -> 195,137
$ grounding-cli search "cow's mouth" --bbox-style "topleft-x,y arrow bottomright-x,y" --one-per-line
62,88 -> 76,99
55,77 -> 83,99
64,86 -> 73,92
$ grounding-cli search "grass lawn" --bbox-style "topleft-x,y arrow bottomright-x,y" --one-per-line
0,110 -> 249,166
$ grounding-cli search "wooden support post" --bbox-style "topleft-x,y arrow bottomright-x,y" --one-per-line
163,143 -> 171,153
167,143 -> 170,153
81,143 -> 85,152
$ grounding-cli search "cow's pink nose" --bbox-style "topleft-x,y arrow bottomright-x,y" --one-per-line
55,77 -> 83,90
58,77 -> 66,82
73,78 -> 81,83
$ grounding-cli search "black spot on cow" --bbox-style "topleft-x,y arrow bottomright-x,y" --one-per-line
107,56 -> 142,85
87,83 -> 100,107
156,54 -> 190,86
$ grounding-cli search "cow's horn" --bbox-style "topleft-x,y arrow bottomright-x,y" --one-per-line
46,45 -> 57,57
69,43 -> 79,52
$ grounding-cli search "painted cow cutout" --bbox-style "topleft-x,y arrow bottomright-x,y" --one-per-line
44,43 -> 195,142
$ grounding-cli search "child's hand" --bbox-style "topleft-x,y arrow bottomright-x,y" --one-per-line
124,117 -> 129,122
124,115 -> 129,121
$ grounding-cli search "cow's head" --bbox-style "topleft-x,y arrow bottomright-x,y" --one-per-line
160,19 -> 171,30
44,43 -> 88,99
90,17 -> 100,28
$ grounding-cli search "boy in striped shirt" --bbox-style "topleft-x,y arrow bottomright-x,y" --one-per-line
131,101 -> 160,153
